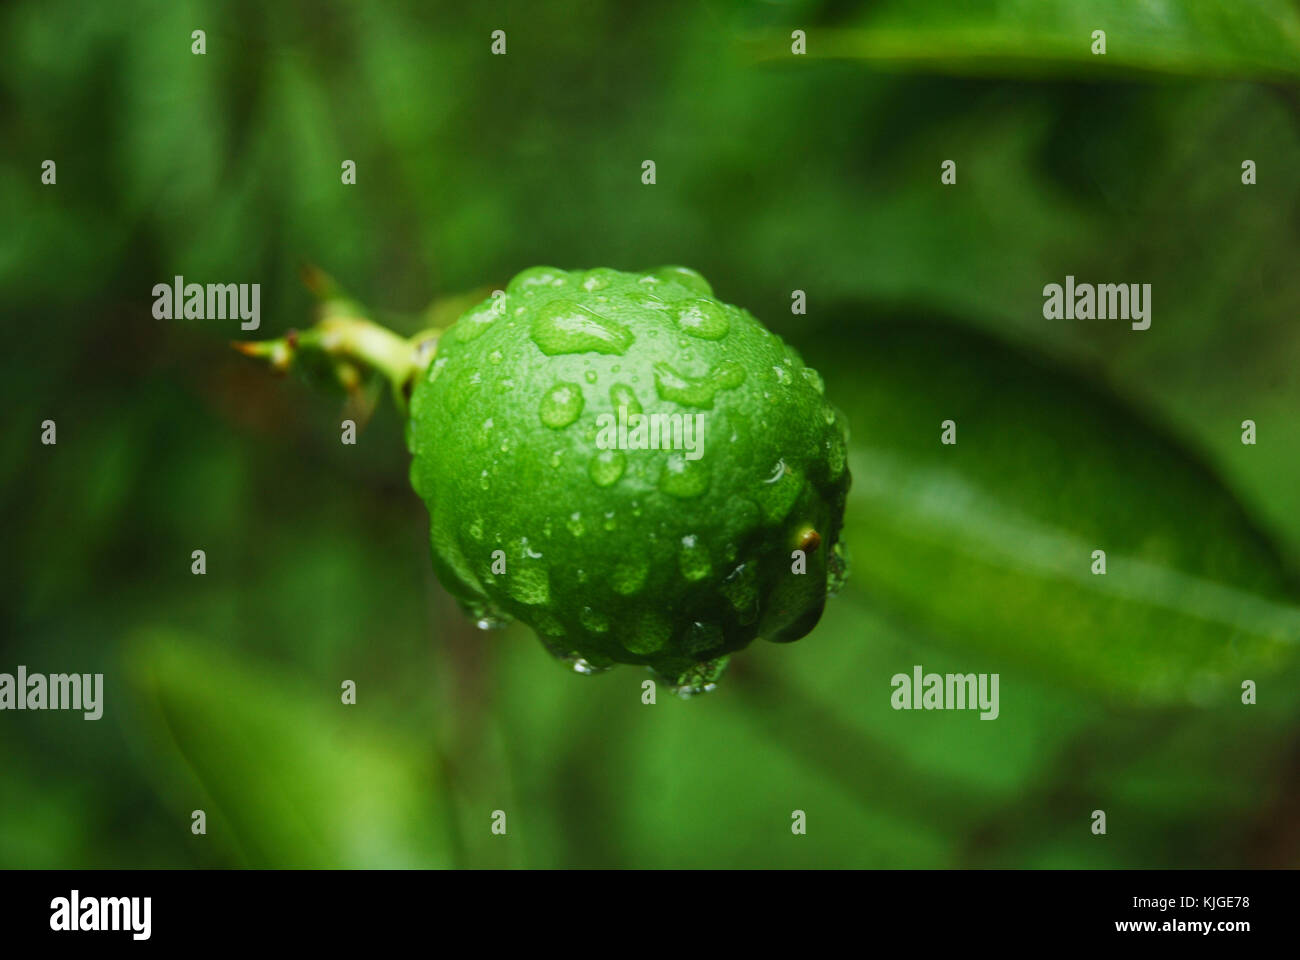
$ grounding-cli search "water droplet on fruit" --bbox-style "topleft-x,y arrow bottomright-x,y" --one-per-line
652,265 -> 713,297
653,360 -> 745,408
721,563 -> 759,624
802,367 -> 825,395
664,655 -> 729,697
588,449 -> 626,487
530,299 -> 634,356
467,599 -> 511,631
609,382 -> 642,416
678,534 -> 712,581
579,606 -> 610,633
611,560 -> 649,595
675,299 -> 730,340
581,268 -> 617,292
507,566 -> 550,605
624,611 -> 670,654
539,381 -> 584,428
452,302 -> 500,342
685,620 -> 724,654
509,266 -> 567,295
827,541 -> 850,597
826,434 -> 846,481
659,453 -> 710,498
756,459 -> 802,523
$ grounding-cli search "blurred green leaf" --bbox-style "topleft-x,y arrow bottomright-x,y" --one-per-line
126,630 -> 456,868
751,0 -> 1300,80
812,318 -> 1300,705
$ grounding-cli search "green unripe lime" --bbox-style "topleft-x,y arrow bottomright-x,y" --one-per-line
407,266 -> 850,693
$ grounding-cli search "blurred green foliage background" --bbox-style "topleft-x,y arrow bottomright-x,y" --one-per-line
3,0 -> 1300,868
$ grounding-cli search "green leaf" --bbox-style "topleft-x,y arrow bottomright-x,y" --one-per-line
126,630 -> 456,868
810,317 -> 1300,705
748,0 -> 1300,80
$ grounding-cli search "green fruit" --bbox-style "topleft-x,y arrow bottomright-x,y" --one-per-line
407,266 -> 850,693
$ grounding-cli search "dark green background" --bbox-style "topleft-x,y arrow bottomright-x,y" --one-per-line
3,0 -> 1300,867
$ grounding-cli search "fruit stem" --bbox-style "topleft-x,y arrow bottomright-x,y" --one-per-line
232,268 -> 442,416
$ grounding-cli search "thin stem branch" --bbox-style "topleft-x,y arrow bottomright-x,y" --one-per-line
232,269 -> 443,417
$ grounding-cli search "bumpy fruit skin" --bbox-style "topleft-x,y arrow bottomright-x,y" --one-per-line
407,266 -> 849,687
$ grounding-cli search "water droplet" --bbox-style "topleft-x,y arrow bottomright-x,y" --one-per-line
580,267 -> 618,292
652,265 -> 713,297
675,299 -> 730,340
602,511 -> 616,532
570,657 -> 610,675
468,518 -> 484,541
611,560 -> 649,595
507,566 -> 550,606
566,512 -> 585,537
588,449 -> 626,487
827,434 -> 846,481
584,369 -> 598,384
539,381 -> 584,428
534,611 -> 565,637
530,299 -> 634,356
653,360 -> 745,409
489,349 -> 504,364
479,469 -> 491,490
685,620 -> 724,654
659,453 -> 710,499
609,382 -> 643,416
508,266 -> 568,295
580,606 -> 610,633
678,534 -> 712,581
452,301 -> 500,342
756,459 -> 802,523
721,563 -> 759,624
802,367 -> 825,395
663,655 -> 729,697
827,541 -> 850,597
624,610 -> 670,654
469,600 -> 511,631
